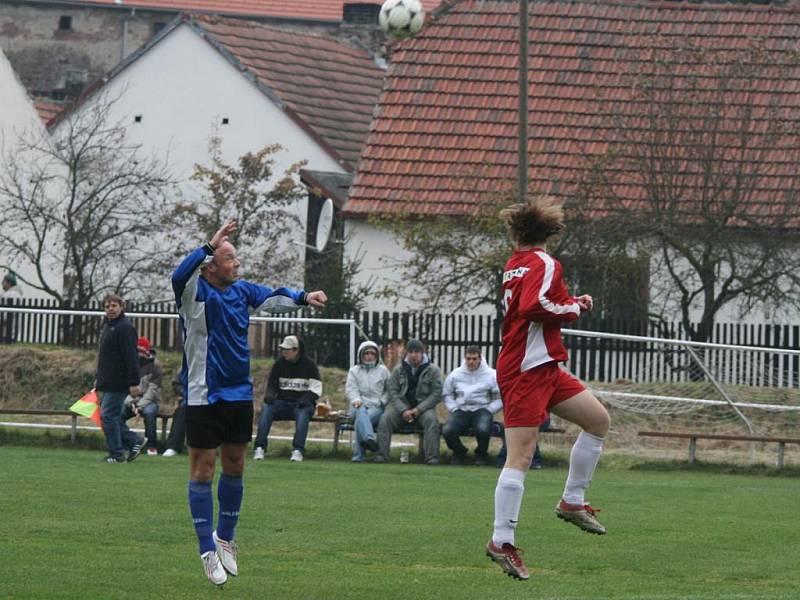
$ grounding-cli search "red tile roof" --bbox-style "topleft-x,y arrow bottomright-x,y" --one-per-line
196,15 -> 385,169
347,0 -> 800,218
57,1 -> 440,22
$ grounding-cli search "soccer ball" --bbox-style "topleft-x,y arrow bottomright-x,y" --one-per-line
379,0 -> 425,40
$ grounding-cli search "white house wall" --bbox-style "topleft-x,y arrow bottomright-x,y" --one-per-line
49,23 -> 346,287
345,219 -> 798,327
0,49 -> 62,300
344,219 -> 496,317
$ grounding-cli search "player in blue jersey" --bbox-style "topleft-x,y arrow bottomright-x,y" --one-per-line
172,220 -> 327,586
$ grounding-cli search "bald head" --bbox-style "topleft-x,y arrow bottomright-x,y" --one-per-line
202,241 -> 240,289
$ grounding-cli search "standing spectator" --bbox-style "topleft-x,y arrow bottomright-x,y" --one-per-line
253,335 -> 322,463
121,336 -> 162,456
442,345 -> 503,466
485,198 -> 610,581
96,293 -> 143,463
173,220 -> 326,586
162,373 -> 186,457
376,339 -> 443,465
345,341 -> 390,462
0,271 -> 23,343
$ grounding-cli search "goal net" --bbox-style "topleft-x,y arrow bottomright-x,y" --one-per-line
562,329 -> 800,459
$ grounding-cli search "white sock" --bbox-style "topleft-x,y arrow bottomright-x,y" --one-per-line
562,431 -> 604,506
492,468 -> 526,546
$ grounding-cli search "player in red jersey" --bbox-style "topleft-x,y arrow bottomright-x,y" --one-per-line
485,197 -> 610,580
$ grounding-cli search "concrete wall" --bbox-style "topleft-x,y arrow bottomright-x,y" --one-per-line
0,2 -> 167,97
0,1 -> 384,100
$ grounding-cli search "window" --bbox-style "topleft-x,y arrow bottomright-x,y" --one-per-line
561,253 -> 650,321
59,16 -> 72,31
221,118 -> 229,125
134,115 -> 142,123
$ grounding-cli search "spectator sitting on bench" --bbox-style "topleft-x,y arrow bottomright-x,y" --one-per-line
253,335 -> 322,463
346,340 -> 390,462
376,339 -> 443,465
442,345 -> 503,466
162,372 -> 187,457
121,336 -> 163,456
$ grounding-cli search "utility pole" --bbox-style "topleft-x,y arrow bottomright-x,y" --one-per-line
517,0 -> 529,204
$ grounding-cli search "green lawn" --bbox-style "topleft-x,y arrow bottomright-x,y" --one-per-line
1,445 -> 798,600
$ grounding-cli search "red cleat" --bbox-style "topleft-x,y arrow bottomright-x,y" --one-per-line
485,540 -> 530,580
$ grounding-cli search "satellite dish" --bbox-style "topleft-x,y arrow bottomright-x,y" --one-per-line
314,198 -> 334,253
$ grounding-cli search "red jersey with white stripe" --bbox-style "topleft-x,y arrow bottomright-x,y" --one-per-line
496,248 -> 581,381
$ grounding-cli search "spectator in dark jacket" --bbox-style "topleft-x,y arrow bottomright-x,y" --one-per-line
96,293 -> 143,463
253,335 -> 321,462
376,339 -> 443,465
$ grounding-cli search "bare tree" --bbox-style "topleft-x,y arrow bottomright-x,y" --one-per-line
371,186 -> 639,323
0,91 -> 175,305
578,37 -> 800,340
175,135 -> 306,286
371,187 -> 515,322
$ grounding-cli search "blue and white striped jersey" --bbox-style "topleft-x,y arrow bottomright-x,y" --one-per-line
172,246 -> 306,406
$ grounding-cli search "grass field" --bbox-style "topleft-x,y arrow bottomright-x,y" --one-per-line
2,445 -> 799,600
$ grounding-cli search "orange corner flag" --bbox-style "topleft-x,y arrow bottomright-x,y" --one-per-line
69,389 -> 103,429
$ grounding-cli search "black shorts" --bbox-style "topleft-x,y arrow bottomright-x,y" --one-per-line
186,400 -> 254,449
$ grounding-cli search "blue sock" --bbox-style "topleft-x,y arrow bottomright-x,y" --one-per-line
188,480 -> 215,554
216,473 -> 244,542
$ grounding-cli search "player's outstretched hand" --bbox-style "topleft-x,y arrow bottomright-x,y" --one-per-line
210,220 -> 237,248
576,294 -> 594,312
305,290 -> 328,308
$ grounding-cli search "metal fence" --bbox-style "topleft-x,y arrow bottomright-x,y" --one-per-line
1,298 -> 798,376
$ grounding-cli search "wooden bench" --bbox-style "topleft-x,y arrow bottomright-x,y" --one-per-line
269,413 -> 344,454
0,407 -> 176,445
638,430 -> 800,469
0,408 -> 81,442
334,417 -> 566,456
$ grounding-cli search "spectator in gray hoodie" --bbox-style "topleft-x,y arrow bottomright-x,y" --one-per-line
345,341 -> 391,462
442,345 -> 503,465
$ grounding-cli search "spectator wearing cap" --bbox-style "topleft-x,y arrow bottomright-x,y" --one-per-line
1,271 -> 23,343
121,336 -> 164,455
376,339 -> 443,465
253,335 -> 322,462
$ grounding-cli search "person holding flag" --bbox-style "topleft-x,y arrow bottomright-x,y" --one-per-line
173,219 -> 326,586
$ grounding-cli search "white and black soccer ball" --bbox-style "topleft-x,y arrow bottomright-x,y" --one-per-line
379,0 -> 425,40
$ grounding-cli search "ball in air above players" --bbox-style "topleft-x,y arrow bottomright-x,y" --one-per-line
379,0 -> 425,40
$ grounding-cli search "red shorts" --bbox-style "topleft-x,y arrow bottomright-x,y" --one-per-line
499,362 -> 586,428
